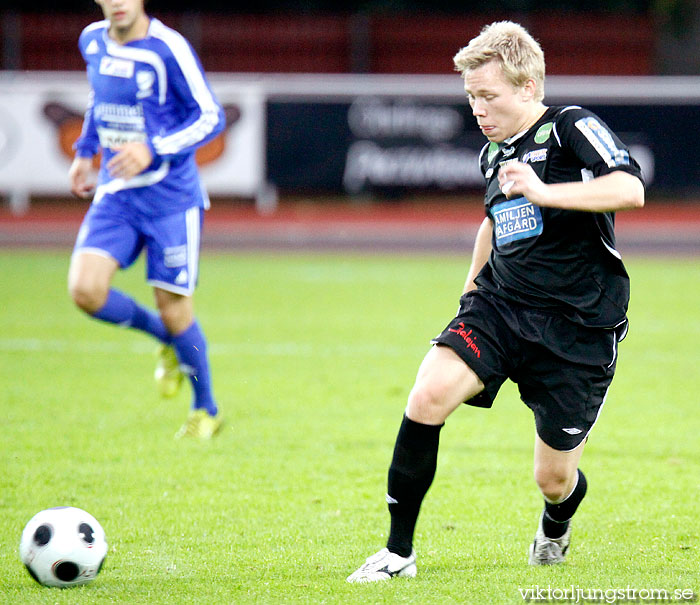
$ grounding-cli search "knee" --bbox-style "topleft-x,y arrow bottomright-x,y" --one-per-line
68,279 -> 108,314
155,297 -> 192,335
406,383 -> 450,425
534,466 -> 573,503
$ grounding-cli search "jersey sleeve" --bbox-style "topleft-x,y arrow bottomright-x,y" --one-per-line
73,30 -> 101,158
148,35 -> 225,160
554,106 -> 644,183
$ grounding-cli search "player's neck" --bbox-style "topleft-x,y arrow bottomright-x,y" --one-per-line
109,14 -> 150,44
520,103 -> 548,135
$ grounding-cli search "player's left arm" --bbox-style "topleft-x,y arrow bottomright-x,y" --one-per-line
148,39 -> 225,159
498,163 -> 644,212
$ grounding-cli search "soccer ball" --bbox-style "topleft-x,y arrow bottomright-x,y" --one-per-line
19,507 -> 107,588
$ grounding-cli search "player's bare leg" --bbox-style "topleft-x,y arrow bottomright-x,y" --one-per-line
68,252 -> 119,314
529,435 -> 587,565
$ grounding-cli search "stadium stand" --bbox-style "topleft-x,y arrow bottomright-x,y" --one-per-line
1,12 -> 656,75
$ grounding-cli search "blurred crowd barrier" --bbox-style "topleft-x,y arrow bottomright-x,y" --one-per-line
0,12 -> 655,75
1,72 -> 699,214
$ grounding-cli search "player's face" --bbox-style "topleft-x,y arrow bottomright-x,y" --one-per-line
464,60 -> 535,143
95,0 -> 147,40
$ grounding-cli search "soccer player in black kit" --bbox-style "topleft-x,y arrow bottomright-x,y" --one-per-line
347,21 -> 645,582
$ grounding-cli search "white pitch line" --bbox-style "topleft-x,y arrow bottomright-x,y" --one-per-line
0,338 -> 419,358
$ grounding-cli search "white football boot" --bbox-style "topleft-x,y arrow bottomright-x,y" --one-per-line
346,548 -> 417,583
528,512 -> 571,565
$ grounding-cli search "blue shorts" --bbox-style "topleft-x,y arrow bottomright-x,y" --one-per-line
73,199 -> 204,296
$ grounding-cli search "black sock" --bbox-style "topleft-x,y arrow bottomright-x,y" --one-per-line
542,469 -> 588,539
385,415 -> 443,557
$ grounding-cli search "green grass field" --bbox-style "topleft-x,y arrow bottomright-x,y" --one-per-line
1,250 -> 699,604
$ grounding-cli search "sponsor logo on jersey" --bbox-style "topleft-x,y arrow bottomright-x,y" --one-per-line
97,127 -> 146,150
534,122 -> 553,144
487,142 -> 499,163
522,149 -> 548,163
575,117 -> 630,168
491,197 -> 543,246
99,56 -> 135,79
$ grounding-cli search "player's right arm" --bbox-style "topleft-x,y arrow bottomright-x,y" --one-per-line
463,217 -> 493,293
69,156 -> 95,199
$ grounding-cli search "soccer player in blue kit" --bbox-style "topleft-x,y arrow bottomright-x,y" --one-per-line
348,21 -> 645,581
68,0 -> 225,438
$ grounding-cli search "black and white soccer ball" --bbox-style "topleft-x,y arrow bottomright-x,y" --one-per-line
19,507 -> 107,588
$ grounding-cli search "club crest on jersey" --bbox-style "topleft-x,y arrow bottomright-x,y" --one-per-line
99,56 -> 134,79
491,197 -> 543,246
136,70 -> 155,99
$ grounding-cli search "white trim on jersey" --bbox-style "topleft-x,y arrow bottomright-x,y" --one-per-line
478,141 -> 490,166
148,20 -> 220,157
83,19 -> 109,35
574,116 -> 630,169
93,160 -> 171,204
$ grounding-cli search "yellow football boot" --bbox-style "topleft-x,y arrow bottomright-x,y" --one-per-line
154,344 -> 184,398
174,409 -> 223,439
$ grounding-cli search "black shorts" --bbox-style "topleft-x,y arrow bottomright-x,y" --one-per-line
431,290 -> 626,451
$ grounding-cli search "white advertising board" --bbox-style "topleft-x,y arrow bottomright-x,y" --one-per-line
0,72 -> 266,213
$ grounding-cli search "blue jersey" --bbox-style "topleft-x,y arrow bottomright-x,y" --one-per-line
75,18 -> 225,217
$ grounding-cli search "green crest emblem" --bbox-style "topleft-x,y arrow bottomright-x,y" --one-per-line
487,142 -> 499,163
534,122 -> 553,144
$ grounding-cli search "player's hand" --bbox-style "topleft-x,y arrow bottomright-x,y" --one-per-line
498,161 -> 550,205
68,156 -> 96,199
107,142 -> 153,180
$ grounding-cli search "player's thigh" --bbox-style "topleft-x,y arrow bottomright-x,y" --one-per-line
406,344 -> 485,425
68,250 -> 119,295
143,207 -> 202,297
70,202 -> 143,285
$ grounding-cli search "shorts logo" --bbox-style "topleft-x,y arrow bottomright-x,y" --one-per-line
562,427 -> 583,435
164,245 -> 187,268
447,322 -> 481,358
491,197 -> 543,246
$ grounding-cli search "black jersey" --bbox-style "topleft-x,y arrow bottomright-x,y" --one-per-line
475,105 -> 644,328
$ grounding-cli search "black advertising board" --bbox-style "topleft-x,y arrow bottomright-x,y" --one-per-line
266,96 -> 698,196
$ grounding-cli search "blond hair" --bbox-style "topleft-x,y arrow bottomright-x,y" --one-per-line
453,21 -> 545,102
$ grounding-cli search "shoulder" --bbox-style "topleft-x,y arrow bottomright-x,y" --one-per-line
550,105 -> 618,145
147,18 -> 198,63
79,19 -> 108,46
551,105 -> 609,131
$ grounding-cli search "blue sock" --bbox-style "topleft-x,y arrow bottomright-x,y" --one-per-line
92,289 -> 170,343
171,321 -> 217,416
